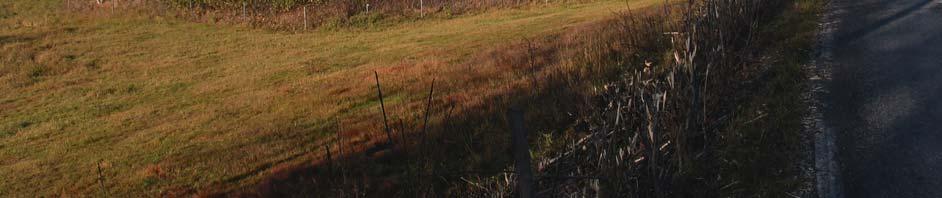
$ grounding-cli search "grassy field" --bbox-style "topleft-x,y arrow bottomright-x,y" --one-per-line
0,0 -> 661,196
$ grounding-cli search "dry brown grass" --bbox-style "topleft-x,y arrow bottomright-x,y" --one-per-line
236,3 -> 682,197
1,0 -> 665,196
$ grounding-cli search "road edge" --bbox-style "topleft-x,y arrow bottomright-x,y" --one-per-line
803,1 -> 843,198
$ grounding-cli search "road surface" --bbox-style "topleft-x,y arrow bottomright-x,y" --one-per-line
824,0 -> 942,197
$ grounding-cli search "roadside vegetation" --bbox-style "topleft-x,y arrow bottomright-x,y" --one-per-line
454,0 -> 826,197
719,0 -> 825,196
0,0 -> 824,196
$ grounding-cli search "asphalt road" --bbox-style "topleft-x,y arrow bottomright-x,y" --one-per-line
824,0 -> 942,197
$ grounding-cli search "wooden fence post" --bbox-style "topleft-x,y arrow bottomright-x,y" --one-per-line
97,160 -> 108,196
507,108 -> 534,198
303,6 -> 308,30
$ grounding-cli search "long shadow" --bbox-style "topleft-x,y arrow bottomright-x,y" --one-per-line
834,0 -> 935,45
236,78 -> 590,197
218,31 -> 608,196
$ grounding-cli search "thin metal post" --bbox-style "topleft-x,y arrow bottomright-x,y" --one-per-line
421,79 -> 435,145
374,71 -> 393,145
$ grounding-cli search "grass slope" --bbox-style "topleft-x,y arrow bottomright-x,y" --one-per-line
0,0 -> 659,196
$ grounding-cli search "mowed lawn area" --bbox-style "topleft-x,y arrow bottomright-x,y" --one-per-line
0,0 -> 658,195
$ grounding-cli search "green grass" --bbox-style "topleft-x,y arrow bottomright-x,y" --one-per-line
0,0 -> 661,196
719,0 -> 825,196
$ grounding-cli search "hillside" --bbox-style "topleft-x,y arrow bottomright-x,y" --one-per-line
0,0 -> 660,195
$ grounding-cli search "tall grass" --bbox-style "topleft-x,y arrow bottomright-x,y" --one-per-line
461,0 -> 798,197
